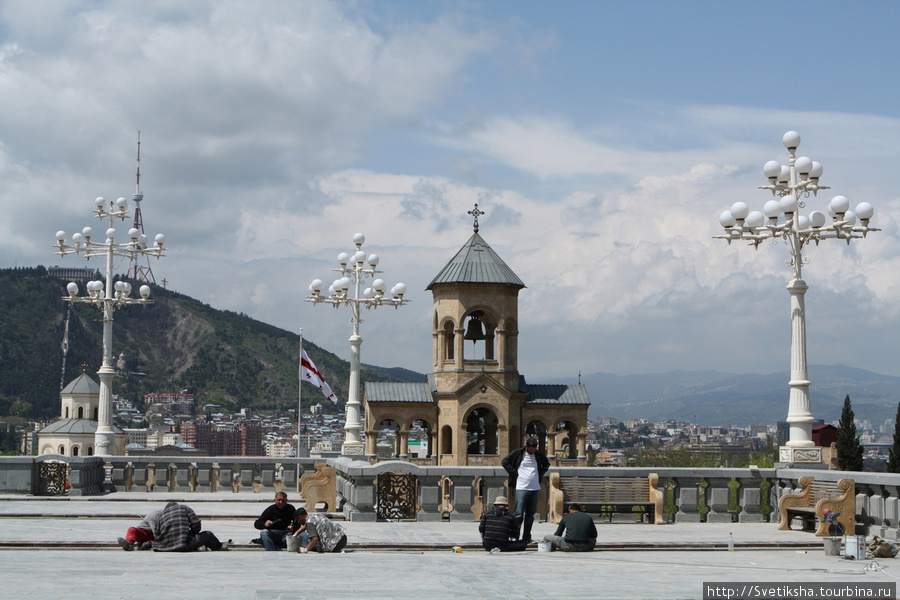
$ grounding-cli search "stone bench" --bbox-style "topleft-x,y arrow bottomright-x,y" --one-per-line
300,462 -> 337,512
777,476 -> 855,537
549,472 -> 664,524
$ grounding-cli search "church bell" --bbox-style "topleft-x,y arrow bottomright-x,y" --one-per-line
463,315 -> 487,342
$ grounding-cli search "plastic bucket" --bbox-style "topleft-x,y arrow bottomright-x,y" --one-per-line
844,535 -> 865,559
537,541 -> 552,553
823,537 -> 841,556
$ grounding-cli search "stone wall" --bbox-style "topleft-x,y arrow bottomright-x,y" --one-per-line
1,456 -> 897,538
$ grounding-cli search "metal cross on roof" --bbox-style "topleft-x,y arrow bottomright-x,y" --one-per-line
468,203 -> 484,233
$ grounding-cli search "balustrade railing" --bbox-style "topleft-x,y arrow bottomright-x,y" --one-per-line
1,456 -> 897,538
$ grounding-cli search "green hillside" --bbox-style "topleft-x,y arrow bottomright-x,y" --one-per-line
0,266 -> 417,419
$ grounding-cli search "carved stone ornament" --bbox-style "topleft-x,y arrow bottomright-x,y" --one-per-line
792,448 -> 822,463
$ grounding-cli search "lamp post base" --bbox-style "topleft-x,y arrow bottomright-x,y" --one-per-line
778,445 -> 823,465
341,443 -> 365,457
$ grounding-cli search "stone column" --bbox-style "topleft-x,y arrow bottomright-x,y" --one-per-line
454,327 -> 464,369
398,429 -> 409,458
365,430 -> 377,458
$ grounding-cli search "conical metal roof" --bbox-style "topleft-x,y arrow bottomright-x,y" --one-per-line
426,232 -> 525,290
60,372 -> 100,395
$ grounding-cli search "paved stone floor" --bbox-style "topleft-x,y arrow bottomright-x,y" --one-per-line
0,493 -> 897,599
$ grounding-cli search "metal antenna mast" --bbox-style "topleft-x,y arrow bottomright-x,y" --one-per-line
127,132 -> 157,283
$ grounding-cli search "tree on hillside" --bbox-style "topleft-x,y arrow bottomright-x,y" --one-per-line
887,402 -> 900,473
836,395 -> 864,471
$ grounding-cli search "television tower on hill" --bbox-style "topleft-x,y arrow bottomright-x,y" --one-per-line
127,132 -> 157,284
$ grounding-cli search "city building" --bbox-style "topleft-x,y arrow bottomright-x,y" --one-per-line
180,421 -> 263,456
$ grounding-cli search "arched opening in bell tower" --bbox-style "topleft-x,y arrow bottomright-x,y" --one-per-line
554,420 -> 580,459
462,311 -> 495,362
408,418 -> 433,459
443,321 -> 455,361
464,406 -> 499,455
439,425 -> 453,456
375,419 -> 401,458
524,420 -> 549,454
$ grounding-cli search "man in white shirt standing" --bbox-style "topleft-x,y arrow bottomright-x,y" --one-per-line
501,437 -> 550,543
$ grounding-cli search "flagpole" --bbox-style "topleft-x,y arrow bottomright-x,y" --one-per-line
297,328 -> 303,494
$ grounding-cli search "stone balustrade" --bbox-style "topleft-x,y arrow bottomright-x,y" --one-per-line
1,456 -> 897,539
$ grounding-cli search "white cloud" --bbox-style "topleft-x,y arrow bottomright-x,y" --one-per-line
1,1 -> 900,385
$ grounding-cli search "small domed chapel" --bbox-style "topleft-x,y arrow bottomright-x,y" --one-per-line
37,369 -> 126,456
364,205 -> 590,466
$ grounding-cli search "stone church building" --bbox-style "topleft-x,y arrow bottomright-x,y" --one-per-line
364,210 -> 590,466
37,370 -> 126,456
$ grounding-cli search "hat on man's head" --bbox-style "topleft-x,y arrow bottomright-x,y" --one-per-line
494,496 -> 508,505
525,438 -> 538,447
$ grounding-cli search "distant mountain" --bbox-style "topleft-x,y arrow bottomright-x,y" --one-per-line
5,267 -> 895,428
362,365 -> 426,383
543,366 -> 900,427
0,267 -> 410,419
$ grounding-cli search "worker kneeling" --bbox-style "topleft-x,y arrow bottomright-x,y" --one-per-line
542,503 -> 597,552
287,507 -> 347,554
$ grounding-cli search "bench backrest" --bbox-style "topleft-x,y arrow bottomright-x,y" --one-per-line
807,481 -> 841,505
560,476 -> 651,503
792,477 -> 854,508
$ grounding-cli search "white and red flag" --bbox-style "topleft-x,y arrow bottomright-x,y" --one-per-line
301,348 -> 338,404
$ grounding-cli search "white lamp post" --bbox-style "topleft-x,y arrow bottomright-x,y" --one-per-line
716,132 -> 877,465
305,233 -> 409,457
55,196 -> 167,456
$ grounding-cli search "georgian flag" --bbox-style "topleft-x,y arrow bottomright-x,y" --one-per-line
301,349 -> 338,404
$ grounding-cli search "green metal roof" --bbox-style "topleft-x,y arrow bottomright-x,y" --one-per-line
524,384 -> 591,405
366,382 -> 433,403
426,232 -> 525,290
365,380 -> 590,406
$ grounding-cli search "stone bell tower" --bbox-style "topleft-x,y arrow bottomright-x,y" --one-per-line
364,204 -> 590,467
427,204 -> 527,464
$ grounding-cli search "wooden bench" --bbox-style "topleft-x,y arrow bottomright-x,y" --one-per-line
549,472 -> 664,524
777,476 -> 855,537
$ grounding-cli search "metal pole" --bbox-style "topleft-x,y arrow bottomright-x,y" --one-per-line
297,329 -> 303,493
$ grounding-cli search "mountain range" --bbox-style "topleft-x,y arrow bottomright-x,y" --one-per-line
2,266 -> 897,428
548,367 -> 900,427
0,266 -> 409,419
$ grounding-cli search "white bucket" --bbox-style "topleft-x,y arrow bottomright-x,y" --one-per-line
844,535 -> 865,559
823,537 -> 842,556
537,541 -> 552,553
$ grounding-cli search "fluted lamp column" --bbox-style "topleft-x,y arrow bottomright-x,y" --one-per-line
55,196 -> 167,457
305,233 -> 409,457
715,131 -> 877,465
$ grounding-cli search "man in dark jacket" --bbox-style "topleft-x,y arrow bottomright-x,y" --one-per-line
153,502 -> 225,552
253,491 -> 295,550
479,496 -> 528,552
501,437 -> 550,543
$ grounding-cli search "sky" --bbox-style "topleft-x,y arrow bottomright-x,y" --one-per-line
2,0 -> 900,383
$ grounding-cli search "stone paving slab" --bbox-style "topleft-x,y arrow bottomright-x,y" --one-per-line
0,546 -> 896,600
0,494 -> 896,599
